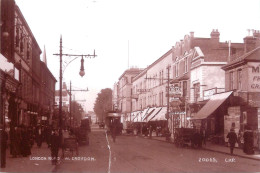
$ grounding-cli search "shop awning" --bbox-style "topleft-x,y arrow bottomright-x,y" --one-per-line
191,91 -> 233,120
143,108 -> 155,122
150,107 -> 167,121
138,108 -> 149,122
147,107 -> 162,122
132,111 -> 139,122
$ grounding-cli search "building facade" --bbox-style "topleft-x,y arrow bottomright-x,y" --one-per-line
1,0 -> 56,132
113,29 -> 259,143
222,31 -> 260,147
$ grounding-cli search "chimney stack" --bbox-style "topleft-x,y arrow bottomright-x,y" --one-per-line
244,29 -> 260,53
210,29 -> 220,46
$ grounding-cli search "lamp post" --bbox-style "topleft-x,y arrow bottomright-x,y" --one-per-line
53,36 -> 96,131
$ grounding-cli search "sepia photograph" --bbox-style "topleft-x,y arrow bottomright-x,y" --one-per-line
0,0 -> 260,172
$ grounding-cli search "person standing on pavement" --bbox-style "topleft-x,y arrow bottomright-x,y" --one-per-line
226,128 -> 238,155
111,121 -> 117,143
35,125 -> 42,148
243,126 -> 254,154
0,124 -> 8,168
50,128 -> 60,165
20,126 -> 31,157
149,125 -> 152,138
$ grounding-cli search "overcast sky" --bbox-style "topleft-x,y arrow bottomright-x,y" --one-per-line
15,0 -> 260,112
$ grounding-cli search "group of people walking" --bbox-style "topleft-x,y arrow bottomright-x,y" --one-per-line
226,126 -> 255,155
0,123 -> 64,168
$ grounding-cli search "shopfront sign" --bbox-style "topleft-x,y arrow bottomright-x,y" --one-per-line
203,88 -> 216,100
248,62 -> 260,92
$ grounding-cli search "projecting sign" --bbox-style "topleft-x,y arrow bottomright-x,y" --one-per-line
203,88 -> 217,100
166,85 -> 181,93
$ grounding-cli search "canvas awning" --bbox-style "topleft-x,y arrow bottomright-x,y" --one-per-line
191,91 -> 233,120
132,111 -> 140,122
143,108 -> 155,122
150,107 -> 167,121
147,107 -> 162,122
138,108 -> 149,122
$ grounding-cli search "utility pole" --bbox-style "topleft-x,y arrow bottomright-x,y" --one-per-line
59,36 -> 62,128
69,81 -> 72,127
166,65 -> 170,129
53,36 -> 96,130
69,81 -> 89,127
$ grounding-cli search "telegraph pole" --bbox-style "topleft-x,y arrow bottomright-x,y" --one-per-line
69,81 -> 89,127
59,36 -> 63,128
53,36 -> 96,130
166,65 -> 170,128
69,81 -> 72,127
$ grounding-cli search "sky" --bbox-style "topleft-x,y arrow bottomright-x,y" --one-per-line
15,0 -> 260,112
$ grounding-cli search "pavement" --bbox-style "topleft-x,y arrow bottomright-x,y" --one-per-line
137,134 -> 260,161
1,142 -> 58,173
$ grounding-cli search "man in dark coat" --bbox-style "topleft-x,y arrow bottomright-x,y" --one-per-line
50,129 -> 60,165
0,125 -> 8,168
227,128 -> 238,155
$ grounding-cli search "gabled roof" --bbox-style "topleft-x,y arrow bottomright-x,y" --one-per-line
222,46 -> 260,70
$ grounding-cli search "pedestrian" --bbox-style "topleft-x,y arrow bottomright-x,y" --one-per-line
10,126 -> 21,157
20,126 -> 31,157
35,125 -> 42,148
0,124 -> 8,168
149,125 -> 152,138
200,127 -> 206,146
50,129 -> 60,165
243,126 -> 254,154
111,122 -> 117,143
226,128 -> 238,155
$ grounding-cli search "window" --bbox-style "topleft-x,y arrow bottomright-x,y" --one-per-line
184,57 -> 188,73
230,72 -> 234,90
183,81 -> 187,97
175,62 -> 179,77
194,83 -> 200,102
238,69 -> 242,90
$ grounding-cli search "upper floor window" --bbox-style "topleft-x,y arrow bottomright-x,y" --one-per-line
194,83 -> 200,102
183,81 -> 187,97
237,69 -> 242,90
175,62 -> 179,77
184,57 -> 188,73
230,72 -> 234,90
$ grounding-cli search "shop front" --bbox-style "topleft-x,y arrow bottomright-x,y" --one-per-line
191,91 -> 234,145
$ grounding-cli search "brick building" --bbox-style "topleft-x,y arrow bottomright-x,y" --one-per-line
1,0 -> 56,131
221,31 -> 260,147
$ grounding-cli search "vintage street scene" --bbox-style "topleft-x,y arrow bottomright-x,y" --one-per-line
0,0 -> 260,173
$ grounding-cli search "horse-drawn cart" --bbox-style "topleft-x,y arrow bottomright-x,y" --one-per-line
62,137 -> 79,158
174,128 -> 202,148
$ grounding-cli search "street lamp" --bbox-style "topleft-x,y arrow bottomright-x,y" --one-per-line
79,57 -> 85,77
53,36 -> 96,130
